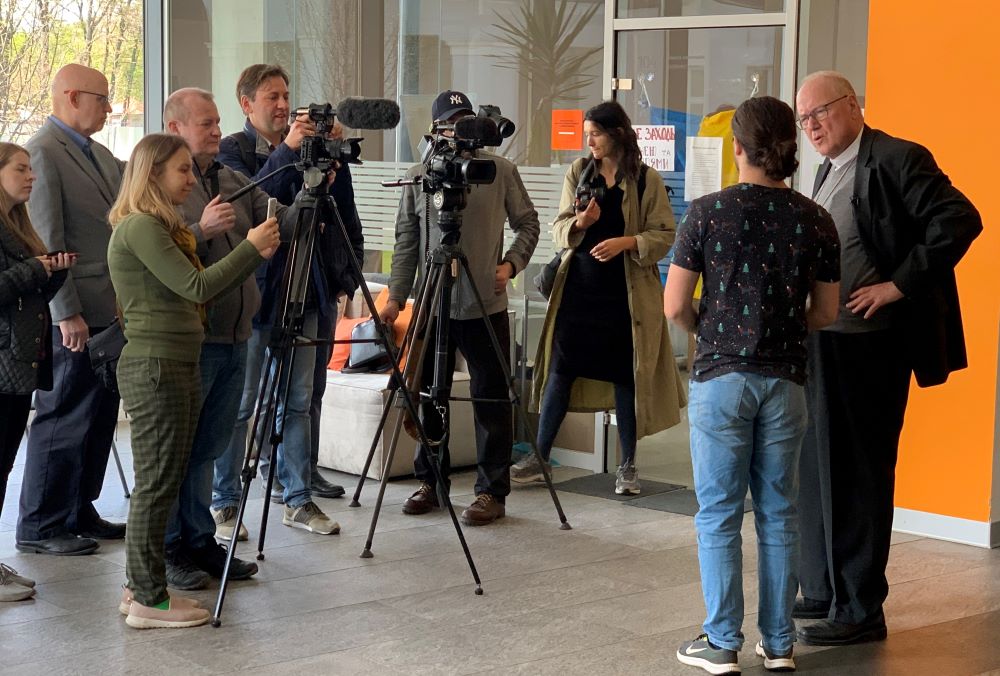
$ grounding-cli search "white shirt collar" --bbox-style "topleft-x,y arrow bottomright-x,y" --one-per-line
830,128 -> 863,170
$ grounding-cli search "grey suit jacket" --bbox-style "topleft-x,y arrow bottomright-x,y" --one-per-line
25,119 -> 125,327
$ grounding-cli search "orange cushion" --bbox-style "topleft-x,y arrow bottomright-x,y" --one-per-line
329,316 -> 369,371
328,289 -> 416,371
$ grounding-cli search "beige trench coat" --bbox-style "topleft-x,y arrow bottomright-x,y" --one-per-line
531,157 -> 687,439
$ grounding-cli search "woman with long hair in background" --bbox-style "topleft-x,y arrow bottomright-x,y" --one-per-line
0,142 -> 75,602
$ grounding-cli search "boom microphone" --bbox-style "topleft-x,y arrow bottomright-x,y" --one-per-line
336,97 -> 400,130
454,115 -> 501,146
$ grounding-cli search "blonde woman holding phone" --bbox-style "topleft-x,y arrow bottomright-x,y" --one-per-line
107,133 -> 279,629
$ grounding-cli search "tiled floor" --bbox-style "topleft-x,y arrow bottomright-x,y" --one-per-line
2,425 -> 999,675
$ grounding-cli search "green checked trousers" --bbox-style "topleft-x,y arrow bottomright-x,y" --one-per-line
118,355 -> 201,607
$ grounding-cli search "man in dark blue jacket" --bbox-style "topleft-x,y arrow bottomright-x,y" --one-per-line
215,63 -> 364,537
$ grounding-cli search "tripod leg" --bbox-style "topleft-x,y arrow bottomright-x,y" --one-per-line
359,393 -> 407,558
456,257 -> 571,529
212,343 -> 284,626
349,393 -> 398,508
328,205 -> 483,592
211,459 -> 259,627
350,253 -> 436,508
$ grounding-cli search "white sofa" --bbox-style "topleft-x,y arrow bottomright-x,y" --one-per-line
315,283 -> 479,480
316,369 -> 478,480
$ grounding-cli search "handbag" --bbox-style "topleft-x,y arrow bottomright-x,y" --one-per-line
87,319 -> 126,396
533,250 -> 564,300
341,318 -> 393,374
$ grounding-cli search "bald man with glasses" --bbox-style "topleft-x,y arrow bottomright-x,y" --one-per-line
792,70 -> 981,646
16,64 -> 126,556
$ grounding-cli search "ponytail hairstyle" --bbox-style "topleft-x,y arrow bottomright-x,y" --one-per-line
731,96 -> 799,181
109,133 -> 190,236
584,100 -> 642,182
0,143 -> 46,256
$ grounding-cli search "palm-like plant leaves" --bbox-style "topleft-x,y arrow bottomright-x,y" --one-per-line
487,0 -> 602,164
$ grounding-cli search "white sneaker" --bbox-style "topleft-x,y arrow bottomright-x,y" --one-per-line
510,454 -> 551,484
0,563 -> 35,588
615,461 -> 641,495
282,501 -> 340,535
212,506 -> 249,542
0,563 -> 35,602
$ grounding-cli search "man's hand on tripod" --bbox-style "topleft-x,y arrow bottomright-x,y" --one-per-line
200,195 -> 236,238
378,299 -> 401,326
247,217 -> 281,259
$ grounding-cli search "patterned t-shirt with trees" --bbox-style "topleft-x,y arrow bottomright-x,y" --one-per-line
672,183 -> 840,385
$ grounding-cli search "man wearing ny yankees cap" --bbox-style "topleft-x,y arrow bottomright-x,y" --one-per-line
379,89 -> 540,526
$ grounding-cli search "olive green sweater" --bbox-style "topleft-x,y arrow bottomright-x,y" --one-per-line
107,213 -> 263,362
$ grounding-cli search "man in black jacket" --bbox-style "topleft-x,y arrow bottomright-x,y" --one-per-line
793,71 -> 982,646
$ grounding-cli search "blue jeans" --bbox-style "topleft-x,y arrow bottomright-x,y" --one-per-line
166,342 -> 247,552
688,372 -> 807,654
214,313 -> 318,510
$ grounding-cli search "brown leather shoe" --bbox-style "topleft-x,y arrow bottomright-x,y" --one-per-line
460,494 -> 505,526
402,482 -> 438,515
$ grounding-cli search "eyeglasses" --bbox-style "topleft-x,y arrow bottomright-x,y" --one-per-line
796,95 -> 848,129
66,89 -> 110,105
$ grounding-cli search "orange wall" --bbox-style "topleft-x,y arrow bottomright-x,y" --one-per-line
866,2 -> 999,521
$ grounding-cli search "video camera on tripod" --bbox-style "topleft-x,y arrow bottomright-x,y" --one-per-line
292,98 -> 401,190
384,105 -> 515,234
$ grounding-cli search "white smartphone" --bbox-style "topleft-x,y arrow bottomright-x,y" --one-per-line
266,197 -> 278,219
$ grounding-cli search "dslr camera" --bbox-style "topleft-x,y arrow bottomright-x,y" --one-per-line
575,159 -> 606,210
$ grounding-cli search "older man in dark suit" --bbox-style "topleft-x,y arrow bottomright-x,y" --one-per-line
792,70 -> 982,646
16,64 -> 126,556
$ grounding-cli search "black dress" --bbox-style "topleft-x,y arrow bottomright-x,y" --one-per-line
551,184 -> 634,384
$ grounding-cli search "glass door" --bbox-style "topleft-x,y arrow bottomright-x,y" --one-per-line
611,17 -> 788,488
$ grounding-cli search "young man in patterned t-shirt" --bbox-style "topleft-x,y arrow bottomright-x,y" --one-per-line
665,96 -> 840,675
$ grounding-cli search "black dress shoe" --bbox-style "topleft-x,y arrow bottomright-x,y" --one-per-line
797,615 -> 887,646
16,533 -> 100,556
74,517 -> 126,540
311,471 -> 345,499
792,596 -> 831,619
185,542 -> 258,581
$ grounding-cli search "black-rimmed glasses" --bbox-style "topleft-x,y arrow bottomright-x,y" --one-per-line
66,89 -> 110,105
796,94 -> 848,129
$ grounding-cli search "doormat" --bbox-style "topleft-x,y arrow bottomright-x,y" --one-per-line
554,473 -> 684,502
623,489 -> 752,517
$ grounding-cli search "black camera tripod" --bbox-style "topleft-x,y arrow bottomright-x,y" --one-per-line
347,201 -> 571,565
209,168 -> 476,625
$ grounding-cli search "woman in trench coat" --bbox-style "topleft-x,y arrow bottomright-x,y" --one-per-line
514,101 -> 686,495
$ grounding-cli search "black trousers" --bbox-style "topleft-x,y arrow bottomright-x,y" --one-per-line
798,328 -> 910,625
413,311 -> 512,500
17,326 -> 120,541
0,393 -> 32,523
